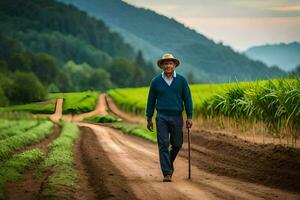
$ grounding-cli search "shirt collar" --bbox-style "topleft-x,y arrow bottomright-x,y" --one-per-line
162,70 -> 176,78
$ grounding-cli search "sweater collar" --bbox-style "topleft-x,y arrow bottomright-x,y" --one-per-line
161,70 -> 176,79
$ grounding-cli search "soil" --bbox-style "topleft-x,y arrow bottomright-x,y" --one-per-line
5,123 -> 62,200
73,126 -> 138,200
180,128 -> 300,192
76,122 -> 300,200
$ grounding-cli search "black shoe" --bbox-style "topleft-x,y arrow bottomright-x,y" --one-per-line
163,175 -> 172,182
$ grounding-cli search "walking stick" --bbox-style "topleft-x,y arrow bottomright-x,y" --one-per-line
187,127 -> 191,179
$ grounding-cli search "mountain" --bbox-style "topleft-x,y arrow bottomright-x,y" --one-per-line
0,0 -> 136,67
244,42 -> 300,71
0,0 -> 157,104
59,0 -> 287,83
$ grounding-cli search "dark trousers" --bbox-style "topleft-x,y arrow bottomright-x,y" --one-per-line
155,113 -> 183,176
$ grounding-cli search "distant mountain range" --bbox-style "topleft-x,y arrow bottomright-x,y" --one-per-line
244,42 -> 300,72
59,0 -> 287,83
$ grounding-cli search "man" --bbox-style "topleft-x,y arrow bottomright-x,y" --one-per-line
146,53 -> 193,182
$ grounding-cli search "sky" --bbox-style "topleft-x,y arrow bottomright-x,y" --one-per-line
123,0 -> 300,51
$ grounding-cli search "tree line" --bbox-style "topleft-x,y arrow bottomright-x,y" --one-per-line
0,0 -> 157,106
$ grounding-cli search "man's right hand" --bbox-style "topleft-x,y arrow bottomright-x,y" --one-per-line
147,120 -> 154,132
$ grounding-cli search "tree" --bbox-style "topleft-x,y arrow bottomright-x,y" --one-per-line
0,34 -> 23,60
135,50 -> 156,84
6,71 -> 46,104
8,53 -> 32,71
0,60 -> 8,74
0,86 -> 8,106
88,68 -> 114,91
187,72 -> 194,84
63,60 -> 93,91
289,64 -> 300,78
104,58 -> 141,88
31,53 -> 59,85
294,64 -> 300,76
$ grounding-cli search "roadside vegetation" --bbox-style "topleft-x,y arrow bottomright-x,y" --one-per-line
49,91 -> 99,114
83,115 -> 122,123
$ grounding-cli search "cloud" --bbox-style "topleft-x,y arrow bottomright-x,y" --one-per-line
269,5 -> 300,11
177,16 -> 300,50
124,0 -> 300,17
123,0 -> 300,50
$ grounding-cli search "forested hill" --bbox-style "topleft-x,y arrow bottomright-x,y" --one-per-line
0,0 -> 156,106
245,42 -> 300,72
0,0 -> 136,65
59,0 -> 287,83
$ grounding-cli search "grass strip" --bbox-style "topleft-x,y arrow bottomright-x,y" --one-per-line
0,120 -> 53,161
0,149 -> 44,199
82,115 -> 122,123
112,124 -> 157,143
0,120 -> 40,140
0,101 -> 55,114
40,121 -> 79,199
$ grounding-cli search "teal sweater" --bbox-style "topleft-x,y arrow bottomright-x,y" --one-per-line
146,72 -> 193,121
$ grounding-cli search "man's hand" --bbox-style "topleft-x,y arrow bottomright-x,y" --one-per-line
147,120 -> 154,132
186,119 -> 192,129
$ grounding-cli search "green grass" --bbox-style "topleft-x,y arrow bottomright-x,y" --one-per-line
0,100 -> 56,114
0,112 -> 35,120
0,149 -> 44,200
112,124 -> 157,143
82,115 -> 122,123
0,119 -> 40,140
48,91 -> 99,114
0,120 -> 53,161
40,121 -> 79,199
0,119 -> 22,130
0,91 -> 99,115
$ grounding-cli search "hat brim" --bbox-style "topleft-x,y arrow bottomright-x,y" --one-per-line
157,58 -> 180,68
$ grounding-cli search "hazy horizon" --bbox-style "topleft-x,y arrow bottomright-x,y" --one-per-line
124,0 -> 300,51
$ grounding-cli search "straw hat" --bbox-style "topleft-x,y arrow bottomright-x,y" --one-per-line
157,53 -> 180,68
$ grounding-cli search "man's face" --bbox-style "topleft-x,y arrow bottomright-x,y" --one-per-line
162,60 -> 175,74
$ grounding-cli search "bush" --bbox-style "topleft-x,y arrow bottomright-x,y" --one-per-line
6,71 -> 46,104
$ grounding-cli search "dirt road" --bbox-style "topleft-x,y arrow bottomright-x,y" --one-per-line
77,122 -> 299,200
74,93 -> 300,200
72,93 -> 108,122
49,98 -> 63,123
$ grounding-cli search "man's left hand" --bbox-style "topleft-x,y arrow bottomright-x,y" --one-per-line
186,119 -> 192,129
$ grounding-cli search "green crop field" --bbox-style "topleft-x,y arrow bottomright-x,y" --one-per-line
0,91 -> 100,115
107,79 -> 274,115
0,120 -> 54,161
108,78 -> 300,143
0,100 -> 56,114
0,118 -> 80,199
48,91 -> 99,114
0,119 -> 40,140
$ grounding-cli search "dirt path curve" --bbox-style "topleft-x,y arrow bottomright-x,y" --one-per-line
72,93 -> 108,122
77,122 -> 299,200
105,94 -> 146,124
59,93 -> 108,123
50,98 -> 63,123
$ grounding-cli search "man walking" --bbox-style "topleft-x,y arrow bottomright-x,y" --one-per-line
146,53 -> 193,182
